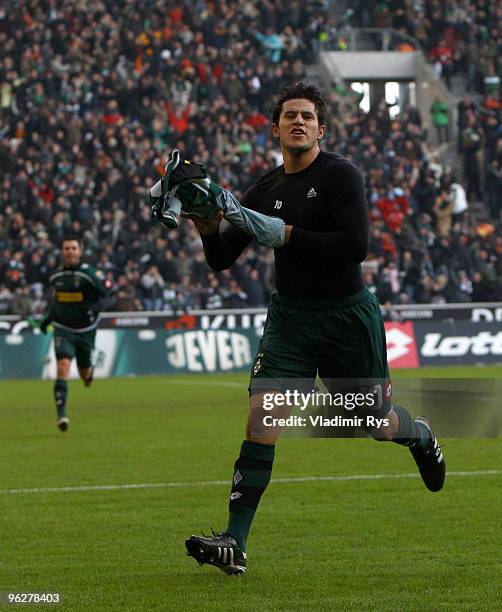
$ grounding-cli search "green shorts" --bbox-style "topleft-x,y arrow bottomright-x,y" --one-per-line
54,328 -> 96,369
249,288 -> 391,415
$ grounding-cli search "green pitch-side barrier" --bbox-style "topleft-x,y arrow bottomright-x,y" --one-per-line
0,328 -> 259,380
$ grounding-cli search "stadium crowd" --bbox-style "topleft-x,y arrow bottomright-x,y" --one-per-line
0,0 -> 501,316
351,0 -> 501,95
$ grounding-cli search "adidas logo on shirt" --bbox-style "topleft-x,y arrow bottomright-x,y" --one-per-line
306,187 -> 317,198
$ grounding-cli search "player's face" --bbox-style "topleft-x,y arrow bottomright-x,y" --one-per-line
272,99 -> 325,153
61,240 -> 82,267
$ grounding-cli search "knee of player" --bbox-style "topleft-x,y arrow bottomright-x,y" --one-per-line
368,423 -> 395,442
57,358 -> 71,378
245,417 -> 279,445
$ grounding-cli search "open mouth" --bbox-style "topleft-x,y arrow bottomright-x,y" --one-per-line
290,129 -> 306,136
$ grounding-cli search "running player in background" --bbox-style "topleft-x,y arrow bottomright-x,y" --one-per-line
39,236 -> 110,431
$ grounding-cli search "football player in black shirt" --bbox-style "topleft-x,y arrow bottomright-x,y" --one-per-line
185,82 -> 445,575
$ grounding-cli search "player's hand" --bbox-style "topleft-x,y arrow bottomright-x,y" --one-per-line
189,210 -> 224,235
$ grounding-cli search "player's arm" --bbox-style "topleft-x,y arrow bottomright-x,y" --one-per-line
195,179 -> 278,270
286,161 -> 369,264
197,214 -> 253,271
38,287 -> 56,333
83,268 -> 114,316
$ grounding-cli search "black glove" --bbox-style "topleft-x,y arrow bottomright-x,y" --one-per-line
150,150 -> 222,229
163,149 -> 208,187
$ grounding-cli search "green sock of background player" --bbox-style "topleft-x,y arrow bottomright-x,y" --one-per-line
54,379 -> 68,419
226,407 -> 430,551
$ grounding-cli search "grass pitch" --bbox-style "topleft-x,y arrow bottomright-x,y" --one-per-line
1,367 -> 501,611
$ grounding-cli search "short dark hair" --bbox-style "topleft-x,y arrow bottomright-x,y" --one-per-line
272,81 -> 327,126
61,235 -> 82,247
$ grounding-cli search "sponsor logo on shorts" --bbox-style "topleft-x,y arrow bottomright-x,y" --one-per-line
233,470 -> 243,485
385,380 -> 392,400
252,352 -> 264,375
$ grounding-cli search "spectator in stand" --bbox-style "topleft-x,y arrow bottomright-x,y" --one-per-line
449,179 -> 468,222
460,116 -> 484,202
115,275 -> 143,312
412,168 -> 437,216
400,250 -> 420,300
224,280 -> 248,309
430,97 -> 450,144
378,262 -> 401,303
457,95 -> 477,144
8,285 -> 31,317
363,269 -> 379,296
433,189 -> 455,238
381,300 -> 401,322
486,159 -> 502,220
430,39 -> 454,88
416,273 -> 433,303
140,266 -> 165,311
240,268 -> 267,307
454,270 -> 474,302
431,273 -> 450,303
483,63 -> 501,97
203,275 -> 224,310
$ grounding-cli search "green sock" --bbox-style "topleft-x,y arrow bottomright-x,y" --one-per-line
415,420 -> 432,450
54,379 -> 68,418
392,405 -> 430,449
226,440 -> 275,552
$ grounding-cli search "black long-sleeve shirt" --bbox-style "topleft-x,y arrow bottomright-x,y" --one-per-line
201,151 -> 369,299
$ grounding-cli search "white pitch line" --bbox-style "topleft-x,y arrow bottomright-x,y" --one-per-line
1,470 -> 501,495
163,379 -> 243,388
